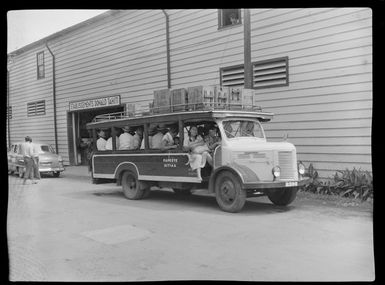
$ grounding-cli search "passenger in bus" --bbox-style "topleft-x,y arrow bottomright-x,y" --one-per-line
161,125 -> 178,150
204,125 -> 222,166
96,130 -> 107,151
184,126 -> 210,179
151,124 -> 168,149
205,125 -> 222,152
140,125 -> 157,149
173,136 -> 180,146
133,126 -> 143,150
106,129 -> 120,150
119,126 -> 135,150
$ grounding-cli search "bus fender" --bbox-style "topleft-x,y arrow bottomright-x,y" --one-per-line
208,163 -> 260,193
114,162 -> 140,186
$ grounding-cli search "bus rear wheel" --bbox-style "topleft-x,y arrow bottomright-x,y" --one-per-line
267,188 -> 298,206
215,171 -> 246,213
121,171 -> 147,200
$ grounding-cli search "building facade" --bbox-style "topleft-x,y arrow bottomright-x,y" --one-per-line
7,8 -> 372,178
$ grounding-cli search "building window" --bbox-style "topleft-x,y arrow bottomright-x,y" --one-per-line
253,57 -> 289,89
27,100 -> 46,116
220,57 -> 289,89
7,106 -> 12,119
218,9 -> 241,28
220,64 -> 245,87
37,51 -> 45,79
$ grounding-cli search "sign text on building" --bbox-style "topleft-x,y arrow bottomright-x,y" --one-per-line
69,95 -> 121,111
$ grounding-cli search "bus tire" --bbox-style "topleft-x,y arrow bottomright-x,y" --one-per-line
121,171 -> 146,200
267,188 -> 298,206
215,170 -> 246,213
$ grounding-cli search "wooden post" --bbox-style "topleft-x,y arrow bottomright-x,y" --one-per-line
178,119 -> 184,150
144,123 -> 149,150
92,129 -> 97,151
111,127 -> 117,151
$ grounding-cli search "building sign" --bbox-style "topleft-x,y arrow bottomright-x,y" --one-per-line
69,95 -> 121,111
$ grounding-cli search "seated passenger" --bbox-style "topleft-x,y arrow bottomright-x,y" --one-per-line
105,135 -> 119,150
96,130 -> 107,151
161,125 -> 178,150
119,126 -> 134,150
151,124 -> 168,149
205,125 -> 221,152
133,127 -> 143,150
184,126 -> 211,179
141,125 -> 157,149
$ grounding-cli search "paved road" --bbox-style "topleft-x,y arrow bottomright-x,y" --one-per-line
7,168 -> 374,281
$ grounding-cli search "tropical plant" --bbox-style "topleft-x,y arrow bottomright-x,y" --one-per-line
301,164 -> 373,201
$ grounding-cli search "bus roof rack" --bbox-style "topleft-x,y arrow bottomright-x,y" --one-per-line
92,102 -> 264,123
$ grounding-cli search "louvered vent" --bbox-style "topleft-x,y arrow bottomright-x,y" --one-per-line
27,100 -> 46,116
221,65 -> 244,87
253,57 -> 288,89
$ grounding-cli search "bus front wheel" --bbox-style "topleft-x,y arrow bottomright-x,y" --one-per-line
121,171 -> 147,200
267,188 -> 298,206
215,171 -> 246,213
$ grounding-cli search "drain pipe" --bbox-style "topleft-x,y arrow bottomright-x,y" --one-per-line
162,9 -> 171,89
45,42 -> 59,154
243,8 -> 252,89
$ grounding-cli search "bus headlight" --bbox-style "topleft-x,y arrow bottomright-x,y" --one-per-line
272,166 -> 280,178
298,162 -> 305,175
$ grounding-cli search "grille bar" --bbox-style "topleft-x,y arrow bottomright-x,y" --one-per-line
278,151 -> 295,179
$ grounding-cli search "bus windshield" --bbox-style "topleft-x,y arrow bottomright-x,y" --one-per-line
222,120 -> 264,139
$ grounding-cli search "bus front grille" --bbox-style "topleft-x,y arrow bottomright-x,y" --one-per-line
278,151 -> 295,180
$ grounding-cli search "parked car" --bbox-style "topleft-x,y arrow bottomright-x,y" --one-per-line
7,142 -> 65,177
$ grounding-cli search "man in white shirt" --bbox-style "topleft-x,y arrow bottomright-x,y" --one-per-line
22,136 -> 38,184
105,135 -> 119,150
119,126 -> 134,150
96,130 -> 107,151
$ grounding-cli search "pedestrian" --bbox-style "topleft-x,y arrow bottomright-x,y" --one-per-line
22,136 -> 37,184
30,138 -> 41,180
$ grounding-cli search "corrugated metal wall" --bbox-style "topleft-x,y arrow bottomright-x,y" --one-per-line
249,8 -> 372,178
7,8 -> 372,178
45,10 -> 168,163
8,45 -> 56,148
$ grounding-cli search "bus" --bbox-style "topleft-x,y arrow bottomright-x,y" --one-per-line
86,107 -> 310,213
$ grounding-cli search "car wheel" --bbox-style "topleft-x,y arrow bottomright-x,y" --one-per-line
215,171 -> 246,213
267,188 -> 298,206
17,167 -> 24,178
121,171 -> 147,200
53,172 -> 60,177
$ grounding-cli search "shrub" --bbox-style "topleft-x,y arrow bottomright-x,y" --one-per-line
301,163 -> 373,201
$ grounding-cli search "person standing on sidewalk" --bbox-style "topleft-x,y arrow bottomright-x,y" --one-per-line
30,138 -> 41,180
22,136 -> 37,184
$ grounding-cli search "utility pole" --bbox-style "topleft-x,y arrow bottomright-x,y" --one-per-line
243,8 -> 252,89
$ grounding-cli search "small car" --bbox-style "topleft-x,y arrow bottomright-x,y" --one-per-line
7,142 -> 65,177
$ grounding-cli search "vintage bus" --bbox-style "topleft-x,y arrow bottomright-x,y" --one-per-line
86,108 -> 310,213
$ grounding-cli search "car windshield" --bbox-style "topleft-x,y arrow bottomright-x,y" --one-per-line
38,145 -> 54,153
222,120 -> 264,139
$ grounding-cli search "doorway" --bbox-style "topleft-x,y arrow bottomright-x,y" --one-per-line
68,106 -> 124,165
